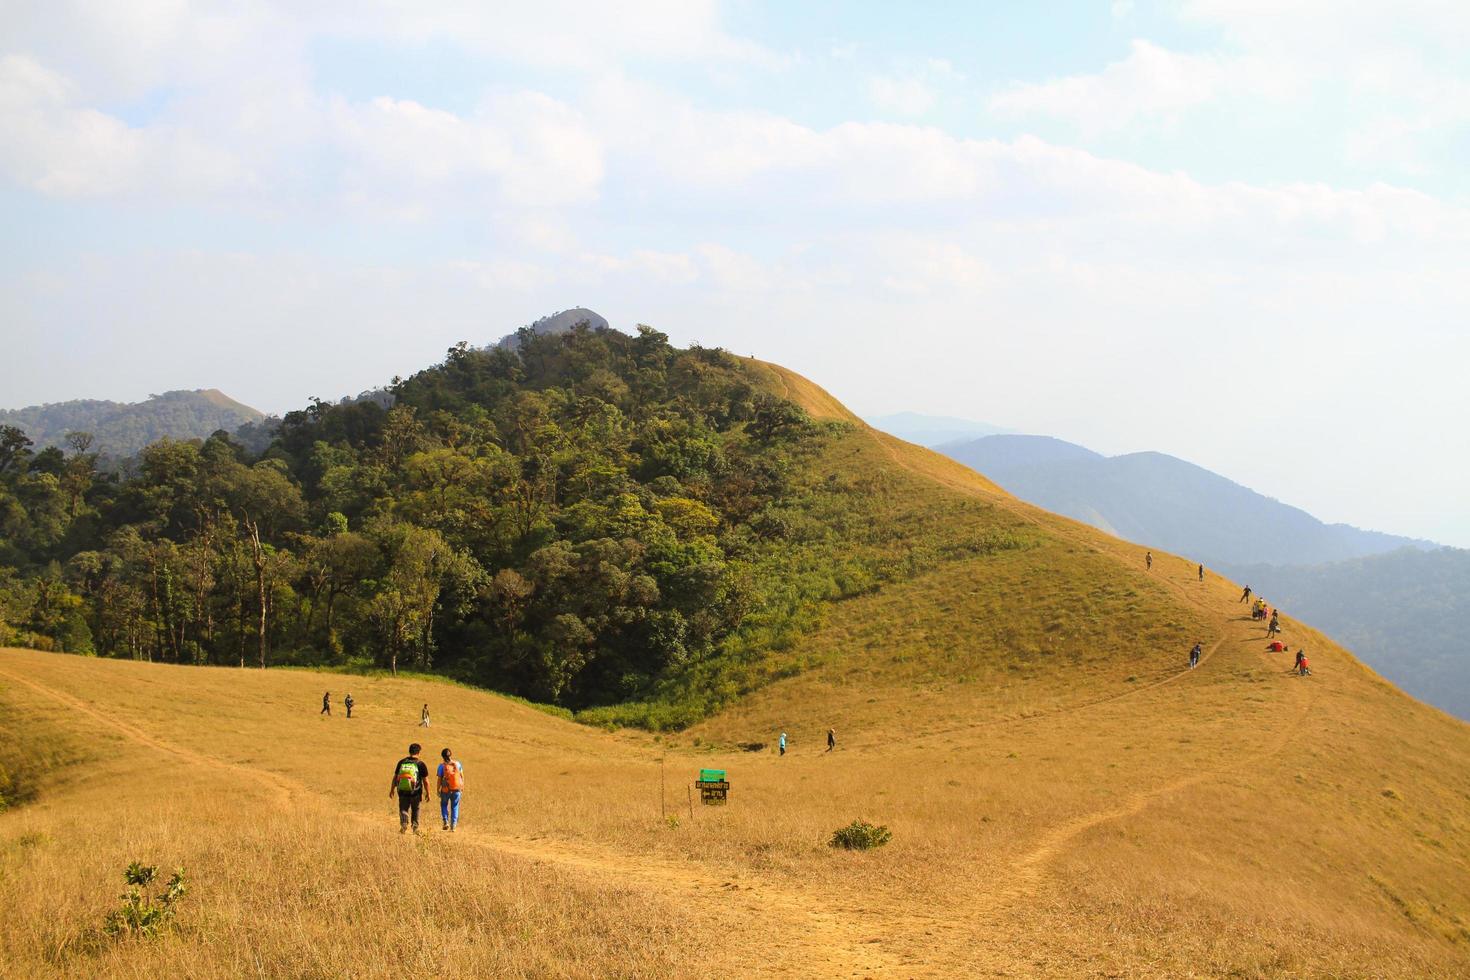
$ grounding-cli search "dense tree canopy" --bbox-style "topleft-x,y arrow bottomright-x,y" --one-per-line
0,326 -> 834,715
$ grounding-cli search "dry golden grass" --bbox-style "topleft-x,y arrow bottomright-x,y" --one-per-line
4,363 -> 1470,977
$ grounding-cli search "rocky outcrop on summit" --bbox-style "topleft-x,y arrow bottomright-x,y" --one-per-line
497,308 -> 612,350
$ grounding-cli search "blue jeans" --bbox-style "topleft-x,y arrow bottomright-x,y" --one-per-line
440,790 -> 461,828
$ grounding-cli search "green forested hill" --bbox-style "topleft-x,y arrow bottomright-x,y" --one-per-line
0,389 -> 264,457
0,326 -> 1029,727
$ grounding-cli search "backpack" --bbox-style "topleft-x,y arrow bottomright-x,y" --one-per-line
395,760 -> 420,794
441,761 -> 463,792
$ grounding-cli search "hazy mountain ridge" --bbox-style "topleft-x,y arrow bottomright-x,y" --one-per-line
0,389 -> 265,458
863,411 -> 1010,448
940,435 -> 1433,567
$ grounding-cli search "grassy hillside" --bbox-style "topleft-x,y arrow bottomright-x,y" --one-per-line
3,361 -> 1469,977
0,389 -> 265,457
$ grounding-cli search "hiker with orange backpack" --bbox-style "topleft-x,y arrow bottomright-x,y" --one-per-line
438,748 -> 465,831
389,743 -> 432,835
1293,649 -> 1312,676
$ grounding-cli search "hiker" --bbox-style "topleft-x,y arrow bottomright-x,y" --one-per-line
1146,551 -> 1153,571
1240,586 -> 1252,603
1189,642 -> 1202,670
389,743 -> 432,834
321,691 -> 331,716
419,703 -> 431,728
1297,652 -> 1312,677
826,728 -> 836,752
438,748 -> 464,832
779,731 -> 787,756
344,693 -> 354,719
1267,611 -> 1280,637
1198,563 -> 1204,583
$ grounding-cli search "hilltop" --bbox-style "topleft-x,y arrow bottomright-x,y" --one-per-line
2,337 -> 1469,977
0,389 -> 265,458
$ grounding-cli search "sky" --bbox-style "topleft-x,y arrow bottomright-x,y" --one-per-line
2,1 -> 1468,545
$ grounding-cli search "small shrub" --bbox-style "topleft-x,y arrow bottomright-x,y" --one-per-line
829,820 -> 892,851
104,862 -> 187,939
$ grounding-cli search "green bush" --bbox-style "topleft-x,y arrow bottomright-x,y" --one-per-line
829,820 -> 892,850
104,862 -> 187,939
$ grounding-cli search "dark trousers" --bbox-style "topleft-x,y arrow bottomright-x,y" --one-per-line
398,793 -> 422,829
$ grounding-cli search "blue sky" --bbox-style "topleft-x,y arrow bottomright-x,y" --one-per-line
3,1 -> 1469,545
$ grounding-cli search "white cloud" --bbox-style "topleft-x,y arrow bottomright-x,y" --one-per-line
331,91 -> 604,214
0,54 -> 250,198
1,0 -> 782,103
1173,3 -> 1470,176
868,58 -> 962,117
355,0 -> 786,71
0,50 -> 602,215
869,74 -> 936,116
988,40 -> 1286,133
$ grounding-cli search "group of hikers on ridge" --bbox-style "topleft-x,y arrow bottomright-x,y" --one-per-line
390,743 -> 465,834
321,691 -> 354,718
1242,588 -> 1283,637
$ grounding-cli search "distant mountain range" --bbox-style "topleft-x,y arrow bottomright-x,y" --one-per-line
939,434 -> 1433,568
864,425 -> 1465,720
862,412 -> 1010,448
0,390 -> 265,458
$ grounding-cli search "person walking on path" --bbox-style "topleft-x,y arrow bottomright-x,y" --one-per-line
1240,586 -> 1252,604
344,693 -> 354,719
1293,649 -> 1310,676
437,748 -> 464,831
779,731 -> 787,756
419,703 -> 431,728
1189,642 -> 1202,670
321,691 -> 331,716
826,729 -> 836,752
389,743 -> 432,835
1146,551 -> 1153,571
1198,563 -> 1205,583
1267,610 -> 1280,638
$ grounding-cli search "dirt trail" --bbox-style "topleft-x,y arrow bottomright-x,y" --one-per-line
0,662 -> 905,978
0,600 -> 1313,979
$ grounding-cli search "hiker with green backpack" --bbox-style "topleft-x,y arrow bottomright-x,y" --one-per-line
388,743 -> 432,834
